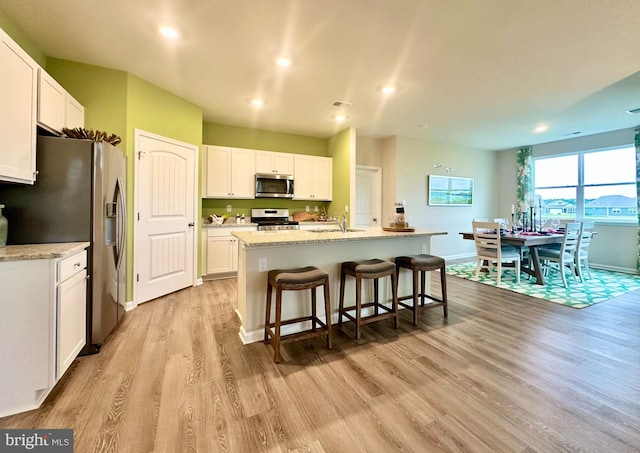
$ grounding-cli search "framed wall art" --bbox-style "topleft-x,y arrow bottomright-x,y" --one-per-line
428,175 -> 474,206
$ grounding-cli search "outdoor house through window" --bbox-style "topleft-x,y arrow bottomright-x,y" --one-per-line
533,146 -> 637,223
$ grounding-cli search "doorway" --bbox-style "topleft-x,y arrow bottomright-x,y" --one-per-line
355,165 -> 382,228
133,130 -> 198,304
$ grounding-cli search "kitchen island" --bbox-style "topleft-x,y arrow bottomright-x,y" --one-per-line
232,228 -> 447,344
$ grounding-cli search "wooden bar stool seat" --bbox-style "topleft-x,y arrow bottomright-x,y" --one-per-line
395,254 -> 448,326
338,259 -> 399,340
264,266 -> 332,363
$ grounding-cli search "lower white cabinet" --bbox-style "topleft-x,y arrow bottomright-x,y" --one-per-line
0,247 -> 87,417
56,250 -> 88,380
202,225 -> 256,278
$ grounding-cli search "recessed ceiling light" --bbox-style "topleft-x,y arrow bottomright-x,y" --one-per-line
276,57 -> 291,67
250,98 -> 265,108
381,85 -> 396,94
159,26 -> 179,38
334,114 -> 347,123
533,124 -> 548,133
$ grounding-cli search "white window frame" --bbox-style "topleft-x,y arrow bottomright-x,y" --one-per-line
533,145 -> 637,224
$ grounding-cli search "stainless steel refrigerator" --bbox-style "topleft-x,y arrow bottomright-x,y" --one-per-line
0,135 -> 127,354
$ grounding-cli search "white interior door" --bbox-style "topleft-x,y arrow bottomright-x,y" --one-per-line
134,130 -> 198,304
355,166 -> 381,227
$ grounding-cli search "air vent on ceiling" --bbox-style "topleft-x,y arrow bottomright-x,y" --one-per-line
332,100 -> 352,108
626,107 -> 640,115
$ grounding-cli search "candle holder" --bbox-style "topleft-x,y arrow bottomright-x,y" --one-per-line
511,213 -> 515,233
529,207 -> 534,232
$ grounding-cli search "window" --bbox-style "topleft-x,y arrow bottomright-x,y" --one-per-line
533,146 -> 637,223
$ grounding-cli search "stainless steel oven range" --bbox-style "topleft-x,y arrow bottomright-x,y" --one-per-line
251,208 -> 299,231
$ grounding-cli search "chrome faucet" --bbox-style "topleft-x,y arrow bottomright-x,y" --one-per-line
340,213 -> 347,232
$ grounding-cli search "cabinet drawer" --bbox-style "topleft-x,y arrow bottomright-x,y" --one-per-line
57,250 -> 87,283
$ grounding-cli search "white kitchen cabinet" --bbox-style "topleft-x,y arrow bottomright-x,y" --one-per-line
0,246 -> 87,418
38,68 -> 85,134
294,155 -> 333,200
255,150 -> 294,175
202,225 -> 256,278
38,69 -> 65,133
203,145 -> 255,198
65,94 -> 85,130
56,250 -> 87,380
0,26 -> 38,184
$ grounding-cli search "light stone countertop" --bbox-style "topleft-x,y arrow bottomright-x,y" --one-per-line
232,227 -> 447,248
0,242 -> 90,262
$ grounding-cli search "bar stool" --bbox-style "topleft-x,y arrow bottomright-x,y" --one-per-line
264,266 -> 332,363
395,254 -> 448,326
338,259 -> 398,340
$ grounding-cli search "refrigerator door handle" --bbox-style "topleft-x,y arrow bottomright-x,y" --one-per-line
114,177 -> 126,271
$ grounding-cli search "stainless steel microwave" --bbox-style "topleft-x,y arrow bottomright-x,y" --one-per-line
255,173 -> 294,198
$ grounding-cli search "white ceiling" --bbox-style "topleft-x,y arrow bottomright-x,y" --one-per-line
2,0 -> 640,150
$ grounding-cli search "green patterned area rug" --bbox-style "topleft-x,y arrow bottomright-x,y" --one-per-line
445,262 -> 640,309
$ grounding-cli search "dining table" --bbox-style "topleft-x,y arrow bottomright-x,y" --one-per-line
460,231 -> 565,285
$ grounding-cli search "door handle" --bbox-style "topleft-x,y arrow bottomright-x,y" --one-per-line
373,218 -> 378,222
188,222 -> 195,227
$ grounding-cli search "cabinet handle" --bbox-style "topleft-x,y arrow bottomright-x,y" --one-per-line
74,262 -> 81,268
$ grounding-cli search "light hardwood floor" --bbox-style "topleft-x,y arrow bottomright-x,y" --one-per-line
1,273 -> 639,452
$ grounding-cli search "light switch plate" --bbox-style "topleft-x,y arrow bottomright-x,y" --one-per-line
258,258 -> 267,272
226,205 -> 232,212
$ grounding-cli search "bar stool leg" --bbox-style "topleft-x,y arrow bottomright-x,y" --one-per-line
411,268 -> 419,325
274,288 -> 283,363
392,270 -> 399,329
338,269 -> 346,328
420,270 -> 427,307
323,280 -> 332,349
264,281 -> 273,343
311,286 -> 317,332
355,275 -> 362,340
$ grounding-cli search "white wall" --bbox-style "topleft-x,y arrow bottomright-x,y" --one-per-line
495,127 -> 638,272
355,136 -> 383,167
380,135 -> 496,259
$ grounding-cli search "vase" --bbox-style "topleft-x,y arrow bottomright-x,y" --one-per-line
0,204 -> 7,247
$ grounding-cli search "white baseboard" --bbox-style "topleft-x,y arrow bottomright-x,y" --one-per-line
442,252 -> 475,261
122,300 -> 136,312
590,264 -> 637,274
195,278 -> 204,286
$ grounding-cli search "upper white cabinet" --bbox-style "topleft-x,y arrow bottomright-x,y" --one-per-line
38,69 -> 84,134
0,27 -> 38,184
65,93 -> 85,130
294,155 -> 333,200
37,69 -> 65,133
255,150 -> 294,175
203,145 -> 256,198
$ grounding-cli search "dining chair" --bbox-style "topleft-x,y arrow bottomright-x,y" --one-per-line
472,221 -> 521,285
575,221 -> 595,281
495,217 -> 529,273
537,222 -> 581,288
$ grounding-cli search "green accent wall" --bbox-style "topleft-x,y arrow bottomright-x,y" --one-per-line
327,127 -> 353,222
0,8 -> 46,66
203,122 -> 327,155
47,61 -> 203,300
46,59 -> 128,149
